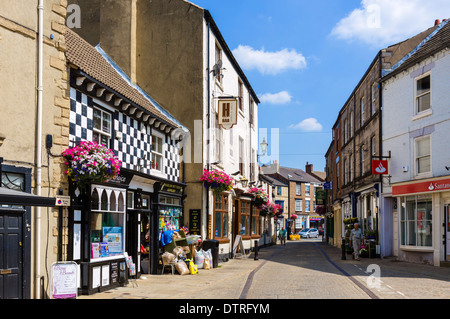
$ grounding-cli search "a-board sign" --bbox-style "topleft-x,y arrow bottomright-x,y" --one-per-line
232,235 -> 245,257
52,262 -> 78,299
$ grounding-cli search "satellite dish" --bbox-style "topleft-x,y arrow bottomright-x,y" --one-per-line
212,59 -> 222,76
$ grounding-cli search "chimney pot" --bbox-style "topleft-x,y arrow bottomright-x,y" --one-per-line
435,19 -> 441,26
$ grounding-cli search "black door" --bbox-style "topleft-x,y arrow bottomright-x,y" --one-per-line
0,211 -> 24,299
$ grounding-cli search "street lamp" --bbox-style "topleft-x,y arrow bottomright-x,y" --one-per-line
260,137 -> 268,156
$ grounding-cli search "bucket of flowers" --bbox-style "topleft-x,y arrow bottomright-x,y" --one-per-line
359,245 -> 368,258
62,141 -> 121,191
248,187 -> 269,208
199,169 -> 234,194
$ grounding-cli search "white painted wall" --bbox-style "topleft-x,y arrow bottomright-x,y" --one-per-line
382,48 -> 450,189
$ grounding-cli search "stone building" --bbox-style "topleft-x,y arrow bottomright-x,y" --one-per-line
326,22 -> 440,253
0,0 -> 69,299
68,0 -> 262,259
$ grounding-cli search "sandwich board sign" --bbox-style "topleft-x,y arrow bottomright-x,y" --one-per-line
52,262 -> 78,299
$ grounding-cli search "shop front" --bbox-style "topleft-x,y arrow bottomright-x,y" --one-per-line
68,169 -> 186,295
392,176 -> 450,266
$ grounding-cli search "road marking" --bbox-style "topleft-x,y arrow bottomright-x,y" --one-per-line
314,243 -> 380,299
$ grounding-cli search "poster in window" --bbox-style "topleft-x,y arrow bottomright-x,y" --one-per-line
103,227 -> 123,255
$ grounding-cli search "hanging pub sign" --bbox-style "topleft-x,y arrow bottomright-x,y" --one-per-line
372,160 -> 389,175
218,98 -> 237,130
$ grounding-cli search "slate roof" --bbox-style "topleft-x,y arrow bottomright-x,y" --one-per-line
383,19 -> 450,80
65,28 -> 184,130
262,166 -> 323,184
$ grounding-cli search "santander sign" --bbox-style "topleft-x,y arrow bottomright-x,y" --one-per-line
372,160 -> 388,175
393,178 -> 450,196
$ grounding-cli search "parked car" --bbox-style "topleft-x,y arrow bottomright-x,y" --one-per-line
298,228 -> 319,238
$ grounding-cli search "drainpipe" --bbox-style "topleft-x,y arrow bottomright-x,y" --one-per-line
206,21 -> 211,239
35,0 -> 44,299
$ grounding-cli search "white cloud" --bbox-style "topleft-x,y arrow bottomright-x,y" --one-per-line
331,0 -> 450,47
232,45 -> 307,75
289,118 -> 323,132
260,91 -> 292,105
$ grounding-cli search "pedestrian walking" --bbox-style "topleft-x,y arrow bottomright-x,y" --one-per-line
350,223 -> 362,260
279,227 -> 287,246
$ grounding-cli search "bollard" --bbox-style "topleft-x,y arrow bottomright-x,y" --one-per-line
254,240 -> 259,260
341,238 -> 346,260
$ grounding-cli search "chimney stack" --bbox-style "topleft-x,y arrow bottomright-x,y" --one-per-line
435,19 -> 441,26
272,160 -> 280,173
306,162 -> 313,173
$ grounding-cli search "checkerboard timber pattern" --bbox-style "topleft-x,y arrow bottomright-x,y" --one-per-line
69,88 -> 180,182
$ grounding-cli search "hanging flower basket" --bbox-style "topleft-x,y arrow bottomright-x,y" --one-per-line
291,214 -> 298,219
200,169 -> 234,194
62,141 -> 121,191
248,187 -> 269,208
260,201 -> 277,217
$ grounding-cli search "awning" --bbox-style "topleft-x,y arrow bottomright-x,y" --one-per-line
0,187 -> 56,207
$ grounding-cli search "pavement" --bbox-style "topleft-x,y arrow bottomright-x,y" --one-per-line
78,239 -> 450,300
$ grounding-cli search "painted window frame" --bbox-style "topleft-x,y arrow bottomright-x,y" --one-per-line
414,72 -> 431,115
414,135 -> 431,177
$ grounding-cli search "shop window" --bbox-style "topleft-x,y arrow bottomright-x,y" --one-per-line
251,206 -> 261,235
240,200 -> 250,236
214,194 -> 228,238
91,188 -> 99,210
158,195 -> 182,233
400,195 -> 432,247
90,186 -> 126,260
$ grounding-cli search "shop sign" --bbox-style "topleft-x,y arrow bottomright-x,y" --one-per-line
393,178 -> 450,196
189,209 -> 201,235
218,99 -> 237,130
372,160 -> 388,175
108,170 -> 133,185
323,182 -> 332,190
51,262 -> 78,299
160,183 -> 183,195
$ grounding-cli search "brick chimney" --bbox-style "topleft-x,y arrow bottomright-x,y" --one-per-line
306,162 -> 313,173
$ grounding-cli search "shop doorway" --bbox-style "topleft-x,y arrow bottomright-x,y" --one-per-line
445,205 -> 450,261
0,210 -> 24,299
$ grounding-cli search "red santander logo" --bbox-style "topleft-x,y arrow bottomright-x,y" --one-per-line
372,160 -> 388,175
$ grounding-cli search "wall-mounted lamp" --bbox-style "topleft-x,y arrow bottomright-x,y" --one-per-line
240,176 -> 248,188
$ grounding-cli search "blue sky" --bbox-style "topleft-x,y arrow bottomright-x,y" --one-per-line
190,0 -> 450,172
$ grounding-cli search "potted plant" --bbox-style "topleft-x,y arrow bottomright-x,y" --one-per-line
62,141 -> 121,191
199,169 -> 234,194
